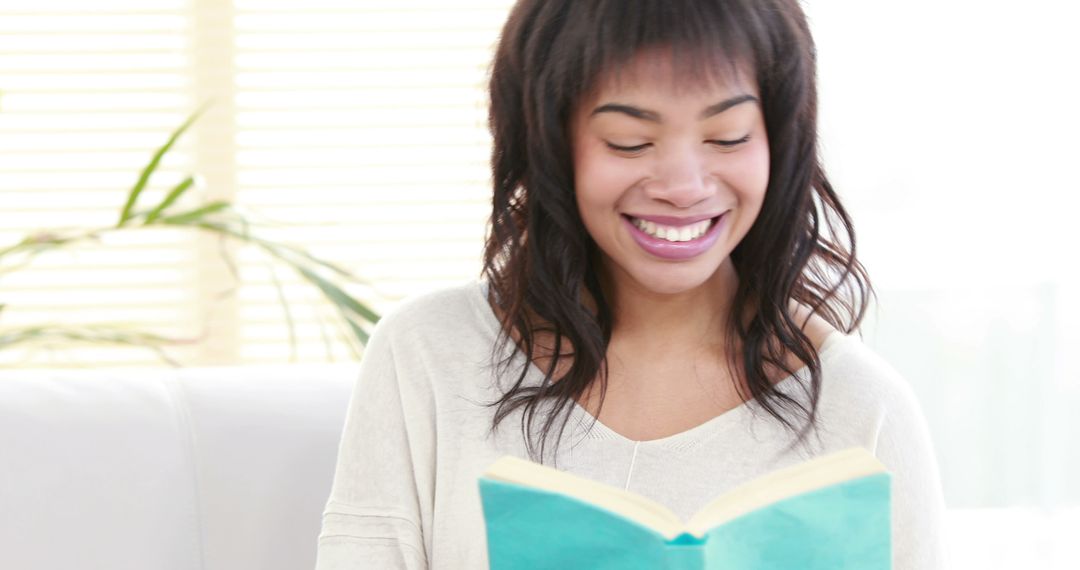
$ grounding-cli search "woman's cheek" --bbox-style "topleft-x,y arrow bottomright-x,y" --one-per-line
717,140 -> 770,194
576,146 -> 641,200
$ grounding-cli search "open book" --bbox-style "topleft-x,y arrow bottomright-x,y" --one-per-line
478,446 -> 891,569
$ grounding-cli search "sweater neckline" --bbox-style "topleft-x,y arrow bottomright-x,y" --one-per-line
567,332 -> 839,451
470,280 -> 846,452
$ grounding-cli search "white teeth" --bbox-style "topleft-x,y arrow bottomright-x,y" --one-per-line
630,217 -> 713,242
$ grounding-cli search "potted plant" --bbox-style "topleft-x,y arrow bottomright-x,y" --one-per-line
0,106 -> 379,366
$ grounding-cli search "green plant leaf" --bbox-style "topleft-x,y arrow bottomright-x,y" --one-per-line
1,228 -> 104,276
296,265 -> 380,325
144,175 -> 196,224
117,103 -> 209,227
160,201 -> 231,224
176,218 -> 380,346
0,235 -> 35,258
341,313 -> 370,347
184,219 -> 369,283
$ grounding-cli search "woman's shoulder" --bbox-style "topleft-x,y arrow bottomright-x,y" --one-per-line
367,280 -> 497,344
787,300 -> 838,353
812,332 -> 925,427
787,302 -> 916,413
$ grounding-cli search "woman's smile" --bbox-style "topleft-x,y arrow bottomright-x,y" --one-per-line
622,212 -> 728,260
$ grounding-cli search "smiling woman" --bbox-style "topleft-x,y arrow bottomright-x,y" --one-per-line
315,1 -> 947,569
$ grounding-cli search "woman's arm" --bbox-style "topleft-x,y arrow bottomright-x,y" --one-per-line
315,317 -> 434,570
874,373 -> 950,570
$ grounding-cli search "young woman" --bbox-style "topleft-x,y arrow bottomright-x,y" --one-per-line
316,1 -> 947,568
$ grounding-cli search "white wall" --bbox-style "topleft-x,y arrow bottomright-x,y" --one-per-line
806,1 -> 1080,566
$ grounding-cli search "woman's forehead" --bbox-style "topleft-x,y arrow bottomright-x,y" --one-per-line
589,48 -> 756,100
583,49 -> 758,108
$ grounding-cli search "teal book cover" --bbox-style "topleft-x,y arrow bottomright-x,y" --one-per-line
478,447 -> 891,570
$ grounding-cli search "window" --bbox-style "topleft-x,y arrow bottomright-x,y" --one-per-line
0,0 -> 514,366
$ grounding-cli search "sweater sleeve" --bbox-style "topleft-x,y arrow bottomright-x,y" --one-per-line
315,316 -> 434,570
874,371 -> 950,570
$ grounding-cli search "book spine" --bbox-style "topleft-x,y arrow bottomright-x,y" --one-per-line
664,543 -> 705,570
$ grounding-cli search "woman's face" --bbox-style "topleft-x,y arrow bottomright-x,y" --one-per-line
571,52 -> 770,297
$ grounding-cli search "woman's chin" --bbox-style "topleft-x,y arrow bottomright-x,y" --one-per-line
624,267 -> 718,297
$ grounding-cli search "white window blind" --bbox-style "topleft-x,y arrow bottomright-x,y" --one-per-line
0,0 -> 515,367
0,0 -> 200,367
231,0 -> 511,363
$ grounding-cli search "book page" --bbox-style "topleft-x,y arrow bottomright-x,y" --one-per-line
483,447 -> 885,541
686,447 -> 886,535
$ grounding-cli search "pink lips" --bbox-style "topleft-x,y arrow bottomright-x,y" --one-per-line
623,213 -> 726,260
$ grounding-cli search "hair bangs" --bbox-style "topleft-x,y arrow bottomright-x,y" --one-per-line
571,0 -> 764,103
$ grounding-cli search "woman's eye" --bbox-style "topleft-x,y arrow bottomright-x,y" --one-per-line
604,136 -> 749,154
707,135 -> 751,148
605,142 -> 651,154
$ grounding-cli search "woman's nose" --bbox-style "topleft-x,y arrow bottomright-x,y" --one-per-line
644,148 -> 713,208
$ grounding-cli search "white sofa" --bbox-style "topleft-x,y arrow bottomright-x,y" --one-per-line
0,363 -> 359,570
2,363 -> 1072,569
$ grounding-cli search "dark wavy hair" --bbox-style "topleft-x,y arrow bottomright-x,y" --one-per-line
481,0 -> 875,463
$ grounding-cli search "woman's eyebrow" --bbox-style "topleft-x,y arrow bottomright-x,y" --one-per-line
590,103 -> 660,122
700,94 -> 759,119
590,94 -> 759,122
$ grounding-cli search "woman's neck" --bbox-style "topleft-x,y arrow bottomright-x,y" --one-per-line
599,258 -> 742,353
